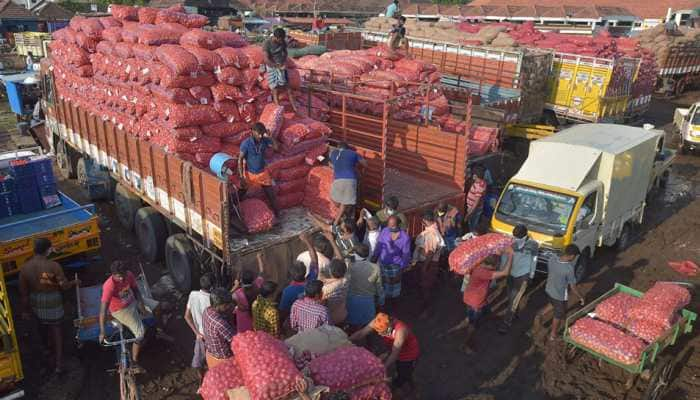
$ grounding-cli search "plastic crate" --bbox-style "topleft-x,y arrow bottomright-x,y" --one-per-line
0,203 -> 19,219
16,188 -> 42,214
31,158 -> 53,176
34,173 -> 55,186
9,161 -> 35,178
0,191 -> 18,207
0,178 -> 14,194
39,184 -> 60,209
14,176 -> 37,190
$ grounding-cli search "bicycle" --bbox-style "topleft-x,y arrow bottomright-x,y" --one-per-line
101,320 -> 141,400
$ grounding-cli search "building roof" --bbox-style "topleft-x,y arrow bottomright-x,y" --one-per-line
0,0 -> 37,19
246,0 -> 427,15
149,0 -> 249,10
468,0 -> 700,19
282,16 -> 354,24
417,4 -> 636,19
33,2 -> 74,21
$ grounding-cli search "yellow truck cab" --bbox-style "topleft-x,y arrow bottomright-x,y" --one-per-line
491,124 -> 672,280
675,102 -> 700,153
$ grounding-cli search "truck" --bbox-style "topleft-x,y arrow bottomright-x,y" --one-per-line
656,41 -> 700,97
674,101 -> 700,153
490,124 -> 675,280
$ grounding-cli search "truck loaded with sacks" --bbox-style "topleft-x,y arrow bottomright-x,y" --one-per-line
40,5 -> 487,291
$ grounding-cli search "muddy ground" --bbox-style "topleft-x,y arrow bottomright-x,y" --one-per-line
10,93 -> 700,400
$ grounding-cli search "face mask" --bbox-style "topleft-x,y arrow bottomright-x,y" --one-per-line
437,211 -> 446,217
389,226 -> 400,233
386,208 -> 396,216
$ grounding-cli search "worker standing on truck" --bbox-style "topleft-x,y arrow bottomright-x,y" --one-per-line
329,142 -> 367,226
99,261 -> 148,373
25,51 -> 33,71
202,288 -> 236,368
350,312 -> 419,396
19,238 -> 79,375
388,16 -> 408,53
262,27 -> 298,113
499,224 -> 538,334
465,165 -> 488,232
385,0 -> 400,18
184,274 -> 212,378
239,122 -> 280,216
536,244 -> 585,341
441,252 -> 512,353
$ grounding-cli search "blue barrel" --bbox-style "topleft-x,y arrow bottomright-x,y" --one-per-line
209,152 -> 235,180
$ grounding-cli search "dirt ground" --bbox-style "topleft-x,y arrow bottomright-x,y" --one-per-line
9,92 -> 700,400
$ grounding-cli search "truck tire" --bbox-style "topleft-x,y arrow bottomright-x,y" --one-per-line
616,223 -> 633,251
56,140 -> 76,179
165,234 -> 198,293
114,184 -> 141,231
659,170 -> 669,189
574,251 -> 590,283
135,207 -> 167,262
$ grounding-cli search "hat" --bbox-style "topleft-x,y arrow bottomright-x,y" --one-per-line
371,313 -> 391,333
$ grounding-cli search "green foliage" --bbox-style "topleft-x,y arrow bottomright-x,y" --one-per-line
57,1 -> 95,13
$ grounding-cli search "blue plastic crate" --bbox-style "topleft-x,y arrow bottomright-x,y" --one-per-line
16,188 -> 43,214
39,184 -> 60,209
34,173 -> 55,186
32,158 -> 53,176
0,178 -> 14,193
0,203 -> 19,219
14,176 -> 37,190
39,183 -> 57,196
9,161 -> 35,178
0,191 -> 18,207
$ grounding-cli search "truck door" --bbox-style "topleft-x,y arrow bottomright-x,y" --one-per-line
683,104 -> 696,135
572,191 -> 601,255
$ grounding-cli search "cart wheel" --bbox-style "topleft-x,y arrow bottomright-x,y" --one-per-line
642,355 -> 675,400
115,184 -> 141,231
135,207 -> 167,262
165,234 -> 198,293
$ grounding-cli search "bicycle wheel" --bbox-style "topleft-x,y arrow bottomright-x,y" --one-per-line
126,372 -> 141,400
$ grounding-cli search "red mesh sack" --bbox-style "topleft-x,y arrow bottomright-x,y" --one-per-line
132,44 -> 157,61
238,102 -> 257,123
156,44 -> 200,76
113,42 -> 133,58
150,84 -> 196,105
628,319 -> 668,343
629,282 -> 690,330
277,192 -> 304,209
214,47 -> 249,69
266,153 -> 305,176
239,46 -> 264,67
166,126 -> 202,140
594,292 -> 642,328
96,41 -> 114,56
305,143 -> 328,165
189,86 -> 212,104
213,31 -> 246,48
180,29 -> 222,50
277,178 -> 306,196
162,104 -> 222,128
215,67 -> 243,85
160,69 -> 216,89
211,83 -> 242,102
102,27 -> 122,43
120,21 -> 141,43
183,14 -> 209,29
201,121 -> 249,138
281,137 -> 326,157
258,104 -> 284,138
137,7 -> 159,24
111,5 -> 138,21
276,165 -> 311,182
155,9 -> 184,24
78,17 -> 104,38
195,152 -> 215,168
139,25 -> 184,46
185,47 -> 223,71
448,233 -> 513,275
214,101 -> 242,122
308,346 -> 387,398
286,68 -> 301,90
99,16 -> 121,28
230,331 -> 300,398
162,135 -> 221,154
303,166 -> 339,221
222,131 -> 249,146
75,32 -> 98,52
198,358 -> 244,400
569,317 -> 645,365
239,199 -> 275,233
221,143 -> 241,157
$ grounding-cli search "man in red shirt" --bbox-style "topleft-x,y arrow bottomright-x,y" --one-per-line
465,164 -> 487,232
99,261 -> 148,371
442,250 -> 512,352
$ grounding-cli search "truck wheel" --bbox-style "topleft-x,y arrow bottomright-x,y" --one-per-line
135,207 -> 167,262
165,234 -> 198,293
114,184 -> 141,231
56,140 -> 76,179
616,223 -> 634,251
574,251 -> 590,283
659,170 -> 670,189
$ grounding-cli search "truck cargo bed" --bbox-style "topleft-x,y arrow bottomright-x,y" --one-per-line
0,192 -> 94,241
228,207 -> 315,255
384,168 -> 461,211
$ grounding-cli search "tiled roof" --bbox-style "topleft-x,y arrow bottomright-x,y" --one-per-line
34,3 -> 74,20
149,0 -> 248,9
0,0 -> 37,19
246,0 -> 428,14
411,4 -> 638,19
468,0 -> 700,19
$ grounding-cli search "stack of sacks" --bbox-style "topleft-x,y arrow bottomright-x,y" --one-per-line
594,292 -> 642,328
627,282 -> 691,342
308,346 -> 391,400
198,358 -> 244,400
569,317 -> 646,365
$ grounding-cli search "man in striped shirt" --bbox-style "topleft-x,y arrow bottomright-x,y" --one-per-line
465,164 -> 488,232
290,280 -> 330,332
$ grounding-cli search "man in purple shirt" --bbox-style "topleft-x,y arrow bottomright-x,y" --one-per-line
371,215 -> 411,303
201,288 -> 235,368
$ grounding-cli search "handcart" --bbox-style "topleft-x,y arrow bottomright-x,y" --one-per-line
74,267 -> 156,344
563,283 -> 697,400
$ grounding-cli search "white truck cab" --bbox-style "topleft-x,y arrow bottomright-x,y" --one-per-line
675,102 -> 700,153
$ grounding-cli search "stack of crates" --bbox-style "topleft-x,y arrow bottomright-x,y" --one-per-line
0,177 -> 18,218
6,157 -> 60,216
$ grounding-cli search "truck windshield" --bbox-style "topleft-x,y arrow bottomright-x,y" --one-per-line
693,111 -> 700,125
495,183 -> 577,236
